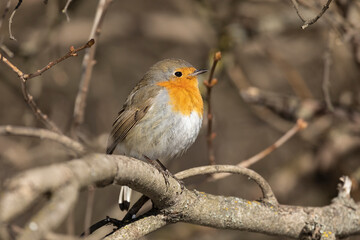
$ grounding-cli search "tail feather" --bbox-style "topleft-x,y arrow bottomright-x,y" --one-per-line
119,186 -> 132,211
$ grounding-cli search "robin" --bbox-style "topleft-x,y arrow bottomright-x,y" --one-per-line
106,59 -> 207,211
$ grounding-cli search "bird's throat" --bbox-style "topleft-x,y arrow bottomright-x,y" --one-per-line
157,78 -> 203,116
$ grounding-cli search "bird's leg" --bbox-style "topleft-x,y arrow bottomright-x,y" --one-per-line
155,159 -> 184,190
143,155 -> 170,186
143,156 -> 184,190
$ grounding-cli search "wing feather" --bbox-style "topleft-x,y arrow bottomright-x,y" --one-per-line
106,77 -> 163,154
106,99 -> 152,154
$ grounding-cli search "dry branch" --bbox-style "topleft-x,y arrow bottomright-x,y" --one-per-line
239,119 -> 307,168
322,47 -> 334,112
62,0 -> 73,22
240,87 -> 360,123
240,87 -> 324,121
290,0 -> 333,29
0,39 -> 95,133
176,165 -> 278,205
209,119 -> 307,182
1,154 -> 359,240
68,0 -> 113,234
0,0 -> 11,36
0,125 -> 85,154
204,51 -> 221,165
23,39 -> 95,81
71,0 -> 113,136
17,183 -> 79,240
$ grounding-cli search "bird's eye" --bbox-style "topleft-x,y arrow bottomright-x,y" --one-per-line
174,71 -> 182,77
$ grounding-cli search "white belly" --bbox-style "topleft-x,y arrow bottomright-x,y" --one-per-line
115,90 -> 203,162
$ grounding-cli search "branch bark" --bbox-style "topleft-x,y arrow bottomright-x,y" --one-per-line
0,125 -> 85,154
0,39 -> 95,133
1,154 -> 359,240
290,0 -> 333,29
204,51 -> 221,165
71,0 -> 113,136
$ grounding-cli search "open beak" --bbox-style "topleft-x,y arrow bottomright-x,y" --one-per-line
190,69 -> 207,76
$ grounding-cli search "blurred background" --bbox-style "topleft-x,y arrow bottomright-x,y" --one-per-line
1,0 -> 360,239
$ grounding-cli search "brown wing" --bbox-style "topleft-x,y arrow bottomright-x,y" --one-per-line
106,82 -> 162,154
106,102 -> 151,154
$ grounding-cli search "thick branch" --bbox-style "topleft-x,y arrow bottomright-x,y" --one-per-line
104,213 -> 167,240
18,183 -> 79,240
1,154 -> 359,240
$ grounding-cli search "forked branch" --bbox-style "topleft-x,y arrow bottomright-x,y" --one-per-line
1,154 -> 359,240
290,0 -> 333,29
0,39 -> 95,133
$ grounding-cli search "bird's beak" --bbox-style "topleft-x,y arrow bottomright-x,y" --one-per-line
190,69 -> 207,76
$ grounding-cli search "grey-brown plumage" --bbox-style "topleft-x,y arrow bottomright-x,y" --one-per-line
106,59 -> 205,211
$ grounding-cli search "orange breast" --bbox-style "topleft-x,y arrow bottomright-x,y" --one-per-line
157,76 -> 203,117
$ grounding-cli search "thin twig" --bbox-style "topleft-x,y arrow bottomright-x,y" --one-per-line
23,39 -> 95,80
210,119 -> 308,181
8,0 -> 23,40
0,125 -> 85,154
290,0 -> 306,22
265,47 -> 313,99
0,44 -> 14,58
239,119 -> 307,168
290,0 -> 333,29
0,40 -> 94,133
204,51 -> 221,165
71,0 -> 113,137
176,165 -> 278,205
66,210 -> 75,237
0,0 -> 11,35
0,52 -> 61,132
62,0 -> 73,22
322,47 -> 334,112
67,0 -> 113,235
83,185 -> 95,236
20,78 -> 62,133
0,50 -> 23,77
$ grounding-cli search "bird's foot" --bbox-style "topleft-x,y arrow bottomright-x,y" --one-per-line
143,156 -> 184,191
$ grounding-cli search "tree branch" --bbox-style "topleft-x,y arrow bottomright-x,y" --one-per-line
322,46 -> 334,112
205,115 -> 301,179
1,154 -> 359,240
0,39 -> 95,133
22,39 -> 95,81
0,0 -> 11,37
8,0 -> 23,40
290,0 -> 333,29
17,183 -> 79,240
62,0 -> 73,22
238,119 -> 307,168
203,51 -> 221,165
176,165 -> 278,205
0,125 -> 85,154
103,212 -> 167,240
71,0 -> 113,136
